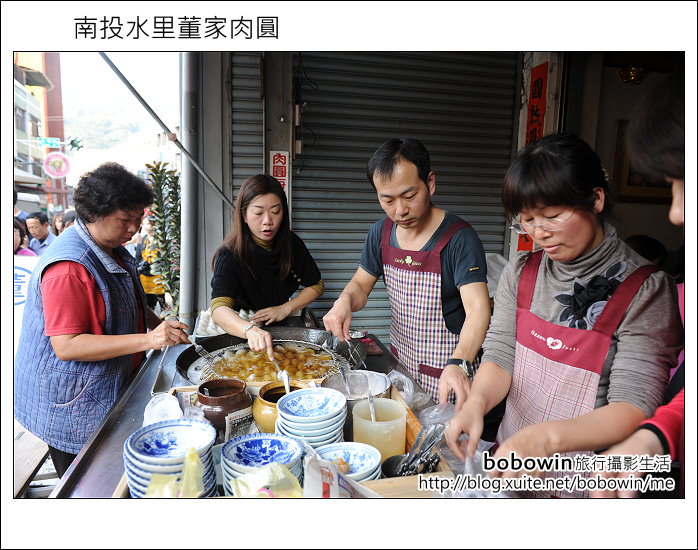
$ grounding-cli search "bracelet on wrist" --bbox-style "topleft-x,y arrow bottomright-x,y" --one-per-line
243,323 -> 256,335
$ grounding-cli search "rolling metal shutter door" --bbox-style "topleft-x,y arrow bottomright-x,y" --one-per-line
232,52 -> 264,189
196,53 -> 264,310
291,52 -> 519,344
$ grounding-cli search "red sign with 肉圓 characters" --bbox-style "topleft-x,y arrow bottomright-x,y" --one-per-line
270,151 -> 290,196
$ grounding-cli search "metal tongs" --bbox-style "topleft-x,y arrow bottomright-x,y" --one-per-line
397,423 -> 447,476
188,335 -> 217,369
346,330 -> 369,371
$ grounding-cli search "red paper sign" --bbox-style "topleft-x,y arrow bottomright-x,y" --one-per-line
525,62 -> 548,145
270,150 -> 290,194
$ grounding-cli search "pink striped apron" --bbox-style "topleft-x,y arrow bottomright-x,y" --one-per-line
382,218 -> 469,403
497,250 -> 658,497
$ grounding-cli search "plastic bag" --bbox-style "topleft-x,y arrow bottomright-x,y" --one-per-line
143,474 -> 179,498
183,406 -> 206,421
227,462 -> 302,498
437,436 -> 511,498
142,393 -> 183,427
419,402 -> 456,426
387,370 -> 431,412
144,447 -> 205,498
178,447 -> 206,497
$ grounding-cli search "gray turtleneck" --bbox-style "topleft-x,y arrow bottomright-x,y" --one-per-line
482,223 -> 682,417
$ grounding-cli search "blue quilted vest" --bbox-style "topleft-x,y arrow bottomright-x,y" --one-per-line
14,219 -> 147,454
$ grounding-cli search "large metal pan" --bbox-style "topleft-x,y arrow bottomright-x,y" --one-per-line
175,326 -> 367,388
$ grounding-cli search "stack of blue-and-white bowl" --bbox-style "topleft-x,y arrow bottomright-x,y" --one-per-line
274,388 -> 347,448
123,418 -> 218,498
220,433 -> 304,496
316,442 -> 383,482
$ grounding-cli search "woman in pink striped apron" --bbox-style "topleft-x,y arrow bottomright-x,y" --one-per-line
445,134 -> 683,497
323,138 -> 492,407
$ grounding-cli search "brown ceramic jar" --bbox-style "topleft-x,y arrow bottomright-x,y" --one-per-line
196,379 -> 252,443
252,380 -> 308,433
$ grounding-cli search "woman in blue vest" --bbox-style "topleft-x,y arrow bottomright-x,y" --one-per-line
14,162 -> 190,477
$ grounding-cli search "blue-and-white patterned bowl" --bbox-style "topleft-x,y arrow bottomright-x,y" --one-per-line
222,454 -> 303,477
221,433 -> 303,471
276,388 -> 346,424
128,474 -> 217,498
221,460 -> 302,481
124,460 -> 216,486
277,412 -> 346,437
124,458 -> 216,489
124,442 -> 213,474
316,442 -> 382,480
126,419 -> 216,465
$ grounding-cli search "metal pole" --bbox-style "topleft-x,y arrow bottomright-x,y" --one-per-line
178,52 -> 200,330
98,52 -> 233,210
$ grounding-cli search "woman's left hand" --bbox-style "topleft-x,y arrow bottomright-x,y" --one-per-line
252,304 -> 292,325
489,422 -> 557,479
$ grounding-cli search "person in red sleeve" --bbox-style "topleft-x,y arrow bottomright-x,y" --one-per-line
14,163 -> 191,478
591,71 -> 684,498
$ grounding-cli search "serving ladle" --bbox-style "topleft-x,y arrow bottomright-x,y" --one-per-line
271,354 -> 291,394
367,391 -> 377,422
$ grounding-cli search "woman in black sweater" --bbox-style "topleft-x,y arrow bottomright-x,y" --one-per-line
210,175 -> 324,360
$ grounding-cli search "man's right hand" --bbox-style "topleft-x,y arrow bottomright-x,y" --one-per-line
322,297 -> 353,342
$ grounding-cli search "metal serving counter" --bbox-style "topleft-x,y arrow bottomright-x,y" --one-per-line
49,335 -> 418,498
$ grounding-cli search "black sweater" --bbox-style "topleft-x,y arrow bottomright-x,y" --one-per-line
210,232 -> 321,311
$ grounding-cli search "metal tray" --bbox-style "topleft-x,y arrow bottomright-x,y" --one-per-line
175,326 -> 366,385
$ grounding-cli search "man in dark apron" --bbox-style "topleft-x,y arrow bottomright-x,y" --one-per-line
323,137 -> 492,410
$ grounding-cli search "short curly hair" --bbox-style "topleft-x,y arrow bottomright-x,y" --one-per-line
73,162 -> 154,222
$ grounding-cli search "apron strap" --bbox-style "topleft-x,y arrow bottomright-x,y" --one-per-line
517,250 -> 544,310
380,217 -> 394,247
381,217 -> 469,253
592,264 -> 660,337
433,220 -> 469,254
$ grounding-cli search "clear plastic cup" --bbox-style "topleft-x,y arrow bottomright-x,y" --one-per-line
352,398 -> 406,462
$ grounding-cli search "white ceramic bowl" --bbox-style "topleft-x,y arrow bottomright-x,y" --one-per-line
276,388 -> 346,424
315,442 -> 382,480
275,419 -> 343,443
277,411 -> 346,436
307,434 -> 343,448
126,419 -> 216,465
